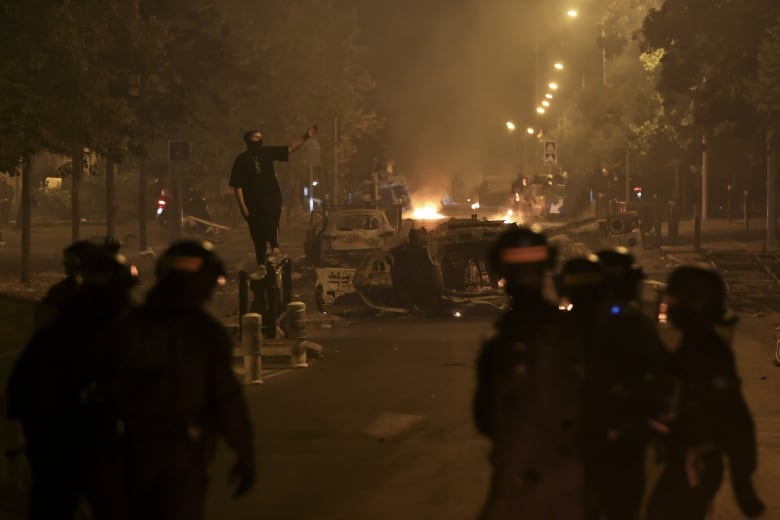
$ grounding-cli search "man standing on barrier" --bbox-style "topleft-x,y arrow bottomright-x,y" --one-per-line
474,225 -> 585,519
229,125 -> 318,273
99,240 -> 255,518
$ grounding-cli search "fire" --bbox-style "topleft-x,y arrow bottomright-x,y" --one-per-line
406,202 -> 445,220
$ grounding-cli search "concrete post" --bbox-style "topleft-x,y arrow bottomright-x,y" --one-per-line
286,301 -> 307,340
241,313 -> 263,384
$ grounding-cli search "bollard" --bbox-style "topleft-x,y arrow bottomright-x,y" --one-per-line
693,203 -> 701,251
241,313 -> 263,384
286,301 -> 307,340
238,270 -> 250,338
744,190 -> 750,230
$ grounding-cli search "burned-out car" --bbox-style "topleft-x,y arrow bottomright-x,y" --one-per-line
304,208 -> 401,310
304,208 -> 398,267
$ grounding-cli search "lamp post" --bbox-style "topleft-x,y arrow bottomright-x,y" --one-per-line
506,121 -> 518,175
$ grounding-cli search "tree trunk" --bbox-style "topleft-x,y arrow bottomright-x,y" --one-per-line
71,143 -> 82,242
106,157 -> 116,239
701,129 -> 709,221
139,156 -> 148,251
21,155 -> 31,285
767,127 -> 777,249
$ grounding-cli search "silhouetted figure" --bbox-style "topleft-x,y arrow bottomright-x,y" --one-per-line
7,245 -> 138,519
581,247 -> 670,520
100,240 -> 255,519
229,126 -> 318,270
474,225 -> 584,519
646,265 -> 764,520
555,254 -> 607,330
38,237 -> 122,327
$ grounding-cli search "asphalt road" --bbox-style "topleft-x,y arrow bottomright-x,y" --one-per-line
205,317 -> 495,520
2,216 -> 780,518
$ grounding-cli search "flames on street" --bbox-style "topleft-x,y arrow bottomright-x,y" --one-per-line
405,201 -> 446,220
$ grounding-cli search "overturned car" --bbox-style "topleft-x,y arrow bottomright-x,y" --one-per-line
308,210 -> 645,314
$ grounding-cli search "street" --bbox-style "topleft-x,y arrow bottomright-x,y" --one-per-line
2,216 -> 780,518
205,317 -> 494,520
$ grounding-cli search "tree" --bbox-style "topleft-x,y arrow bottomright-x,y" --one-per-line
748,18 -> 780,245
642,0 -> 780,218
225,0 -> 382,205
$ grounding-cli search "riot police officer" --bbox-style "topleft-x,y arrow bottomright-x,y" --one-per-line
100,240 -> 255,519
37,237 -> 123,327
7,243 -> 138,519
581,247 -> 670,520
474,225 -> 584,520
646,265 -> 763,519
555,254 -> 607,332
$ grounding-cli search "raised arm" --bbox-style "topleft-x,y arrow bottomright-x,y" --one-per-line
288,125 -> 319,154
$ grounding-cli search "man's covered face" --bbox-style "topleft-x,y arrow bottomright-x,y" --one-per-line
247,131 -> 263,153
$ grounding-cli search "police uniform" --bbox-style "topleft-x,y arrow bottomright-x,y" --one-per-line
100,241 -> 255,519
646,265 -> 763,519
7,244 -> 137,519
474,226 -> 585,520
581,248 -> 671,520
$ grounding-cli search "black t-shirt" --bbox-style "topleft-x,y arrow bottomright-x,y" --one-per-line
229,146 -> 289,210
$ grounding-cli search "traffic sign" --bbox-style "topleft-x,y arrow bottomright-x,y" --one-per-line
168,140 -> 191,161
543,140 -> 557,165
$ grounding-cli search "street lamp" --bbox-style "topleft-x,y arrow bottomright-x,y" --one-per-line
545,93 -> 554,99
548,82 -> 559,90
541,100 -> 550,107
554,62 -> 564,70
506,121 -> 518,173
536,107 -> 546,114
567,9 -> 578,18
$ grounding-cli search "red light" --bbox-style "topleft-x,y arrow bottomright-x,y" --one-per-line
633,186 -> 642,192
157,200 -> 166,206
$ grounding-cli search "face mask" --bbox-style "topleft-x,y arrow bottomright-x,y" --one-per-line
247,141 -> 263,154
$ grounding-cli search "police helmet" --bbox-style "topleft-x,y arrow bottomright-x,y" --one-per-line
79,249 -> 138,289
596,246 -> 644,299
488,224 -> 555,278
556,254 -> 605,300
63,237 -> 121,278
665,264 -> 727,324
156,239 -> 227,285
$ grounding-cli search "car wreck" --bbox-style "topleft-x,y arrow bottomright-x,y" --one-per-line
307,207 -> 645,315
303,208 -> 402,309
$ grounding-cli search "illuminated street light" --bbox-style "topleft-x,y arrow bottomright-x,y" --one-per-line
526,127 -> 535,135
545,93 -> 553,99
567,9 -> 578,17
541,100 -> 550,107
506,121 -> 516,131
536,107 -> 546,114
548,82 -> 559,90
554,62 -> 564,70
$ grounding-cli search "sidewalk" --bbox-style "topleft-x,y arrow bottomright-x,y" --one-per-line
656,216 -> 772,253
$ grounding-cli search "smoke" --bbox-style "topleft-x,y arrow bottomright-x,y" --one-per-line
360,0 -> 541,191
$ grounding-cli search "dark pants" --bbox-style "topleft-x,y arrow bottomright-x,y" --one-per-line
583,437 -> 646,520
245,207 -> 281,264
26,458 -> 81,519
122,440 -> 209,520
646,449 -> 723,520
